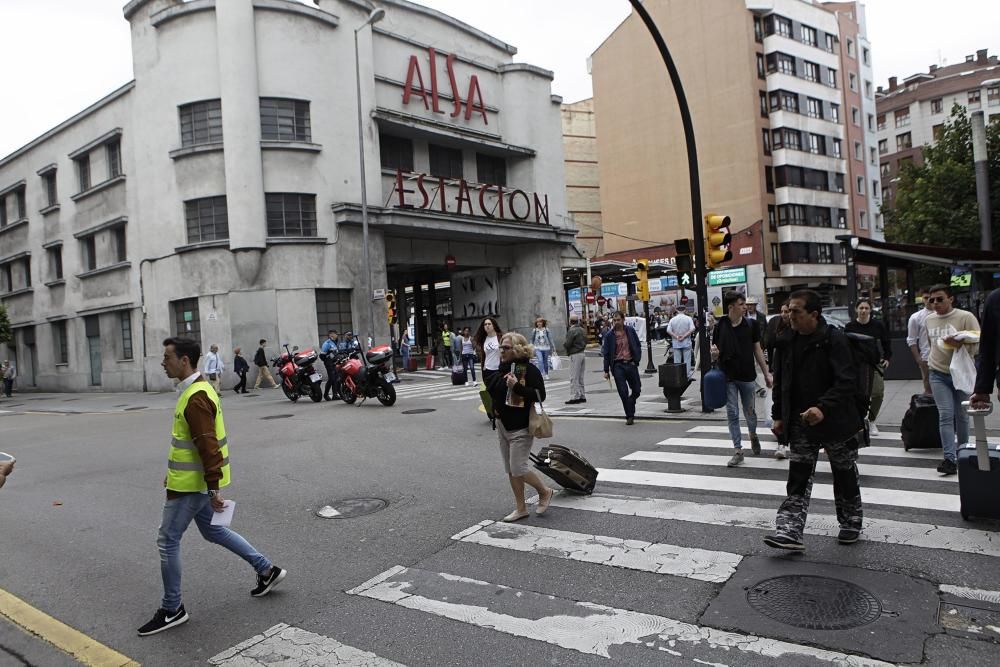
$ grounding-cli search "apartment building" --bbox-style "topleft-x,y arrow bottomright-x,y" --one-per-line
876,48 -> 1000,208
591,0 -> 877,309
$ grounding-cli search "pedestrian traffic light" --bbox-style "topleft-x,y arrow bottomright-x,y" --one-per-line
673,238 -> 693,284
703,214 -> 733,269
634,259 -> 650,301
386,289 -> 397,325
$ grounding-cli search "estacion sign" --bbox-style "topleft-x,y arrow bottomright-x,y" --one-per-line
390,169 -> 549,224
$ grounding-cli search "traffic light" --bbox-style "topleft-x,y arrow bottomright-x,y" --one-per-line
674,238 -> 693,285
703,214 -> 733,269
635,258 -> 650,301
386,289 -> 397,325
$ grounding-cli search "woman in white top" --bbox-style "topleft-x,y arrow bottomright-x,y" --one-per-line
459,327 -> 477,384
474,317 -> 504,383
531,318 -> 554,379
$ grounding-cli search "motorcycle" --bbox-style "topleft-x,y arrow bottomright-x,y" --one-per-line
334,344 -> 397,406
272,343 -> 323,403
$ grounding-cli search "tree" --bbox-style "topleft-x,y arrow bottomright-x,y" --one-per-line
0,304 -> 11,346
882,105 -> 1000,250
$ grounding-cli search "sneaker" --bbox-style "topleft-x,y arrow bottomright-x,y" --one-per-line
774,445 -> 788,460
837,528 -> 861,544
750,434 -> 761,456
251,566 -> 287,598
137,606 -> 188,636
727,450 -> 745,467
868,422 -> 880,437
937,459 -> 958,476
565,398 -> 581,405
763,535 -> 805,551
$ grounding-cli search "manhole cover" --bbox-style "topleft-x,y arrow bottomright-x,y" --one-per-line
401,408 -> 436,414
746,575 -> 882,630
124,406 -> 147,411
315,497 -> 387,519
261,414 -> 294,420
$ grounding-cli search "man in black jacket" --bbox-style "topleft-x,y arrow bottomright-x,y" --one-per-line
765,290 -> 864,551
253,339 -> 278,390
971,288 -> 1000,409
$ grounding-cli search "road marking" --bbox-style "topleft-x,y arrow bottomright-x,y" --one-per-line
0,588 -> 139,667
657,437 -> 943,460
596,467 -> 958,512
209,622 -> 404,666
685,424 -> 1000,446
623,450 -> 957,483
349,566 -> 892,665
450,380 -> 570,401
548,492 -> 999,557
939,585 -> 1000,605
451,520 -> 741,583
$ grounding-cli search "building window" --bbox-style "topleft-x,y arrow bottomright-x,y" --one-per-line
870,147 -> 877,165
753,16 -> 763,43
988,86 -> 1000,106
379,134 -> 414,172
968,90 -> 982,108
856,176 -> 864,194
113,226 -> 127,262
878,139 -> 888,154
849,73 -> 858,91
179,99 -> 223,147
853,142 -> 862,160
800,25 -> 817,47
851,107 -> 860,126
817,244 -> 833,263
259,98 -> 311,142
82,236 -> 97,271
896,132 -> 912,151
803,61 -> 820,82
761,129 -> 771,155
476,153 -> 507,186
837,209 -> 848,228
932,124 -> 945,141
106,139 -> 122,178
767,52 -> 795,75
864,80 -> 872,98
867,113 -> 875,131
265,193 -> 317,237
930,98 -> 944,113
48,246 -> 63,281
52,320 -> 68,364
812,208 -> 832,227
832,138 -> 842,158
862,47 -> 870,65
43,170 -> 57,207
120,311 -> 133,360
76,155 -> 91,192
0,195 -> 6,227
771,90 -> 798,113
846,39 -> 855,57
806,97 -> 823,119
759,90 -> 768,117
0,263 -> 10,292
808,133 -> 825,155
778,204 -> 806,225
830,103 -> 840,123
872,180 -> 880,197
315,289 -> 354,342
894,108 -> 910,128
765,166 -> 774,193
768,205 -> 776,231
784,129 -> 801,151
771,243 -> 780,271
825,34 -> 835,52
13,187 -> 26,220
877,114 -> 886,130
172,298 -> 201,344
428,144 -> 463,179
21,258 -> 30,288
834,173 -> 845,192
880,162 -> 890,177
184,196 -> 229,244
775,16 -> 792,37
827,69 -> 837,88
756,53 -> 765,79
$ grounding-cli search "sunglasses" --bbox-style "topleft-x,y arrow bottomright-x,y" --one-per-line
500,345 -> 513,351
927,296 -> 947,304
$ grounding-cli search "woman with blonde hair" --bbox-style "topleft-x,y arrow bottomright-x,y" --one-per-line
486,332 -> 553,522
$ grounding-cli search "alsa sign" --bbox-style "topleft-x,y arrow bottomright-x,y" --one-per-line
403,47 -> 488,125
391,170 -> 550,224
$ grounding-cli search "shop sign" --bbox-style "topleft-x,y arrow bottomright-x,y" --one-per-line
391,170 -> 550,224
403,47 -> 488,125
568,288 -> 581,301
707,267 -> 747,286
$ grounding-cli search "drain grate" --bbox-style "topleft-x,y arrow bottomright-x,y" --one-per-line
746,575 -> 882,630
401,408 -> 436,414
315,497 -> 387,519
261,414 -> 294,420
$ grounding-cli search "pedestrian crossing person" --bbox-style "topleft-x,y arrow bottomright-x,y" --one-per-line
474,317 -> 503,385
601,311 -> 642,425
765,290 -> 864,551
562,315 -> 587,404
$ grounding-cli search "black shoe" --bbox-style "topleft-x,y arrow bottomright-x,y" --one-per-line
241,391 -> 248,394
837,528 -> 861,544
763,535 -> 805,551
750,434 -> 761,456
251,566 -> 287,597
137,606 -> 188,636
626,417 -> 634,425
937,459 -> 957,475
578,398 -> 587,403
565,398 -> 581,404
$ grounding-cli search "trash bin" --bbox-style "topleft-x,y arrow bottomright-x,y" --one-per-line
658,363 -> 691,413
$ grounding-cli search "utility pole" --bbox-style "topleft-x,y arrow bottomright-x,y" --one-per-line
971,110 -> 993,251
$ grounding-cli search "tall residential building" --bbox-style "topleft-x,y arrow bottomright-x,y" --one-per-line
561,98 -> 604,259
876,48 -> 1000,209
591,0 -> 876,308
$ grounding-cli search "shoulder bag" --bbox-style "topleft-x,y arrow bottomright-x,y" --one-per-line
528,388 -> 553,438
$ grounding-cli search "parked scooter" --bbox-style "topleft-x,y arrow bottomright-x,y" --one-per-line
272,343 -> 323,403
334,344 -> 397,406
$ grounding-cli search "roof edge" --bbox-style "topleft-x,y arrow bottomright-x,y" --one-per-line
379,0 -> 517,56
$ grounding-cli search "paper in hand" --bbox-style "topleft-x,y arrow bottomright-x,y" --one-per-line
210,499 -> 236,526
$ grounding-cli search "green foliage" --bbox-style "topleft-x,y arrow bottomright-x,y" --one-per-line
0,305 -> 11,346
882,104 -> 1000,249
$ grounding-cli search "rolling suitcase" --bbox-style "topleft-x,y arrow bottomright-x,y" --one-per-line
702,368 -> 728,411
902,394 -> 942,451
958,402 -> 1000,521
530,444 -> 598,494
451,365 -> 466,385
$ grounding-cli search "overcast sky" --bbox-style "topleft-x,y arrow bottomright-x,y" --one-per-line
1,0 -> 998,158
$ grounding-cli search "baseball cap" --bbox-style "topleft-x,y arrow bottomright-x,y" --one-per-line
746,296 -> 759,305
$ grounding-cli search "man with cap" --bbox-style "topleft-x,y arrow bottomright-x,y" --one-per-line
666,304 -> 696,378
746,296 -> 766,340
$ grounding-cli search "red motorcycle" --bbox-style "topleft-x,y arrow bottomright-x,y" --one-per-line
272,343 -> 323,403
334,344 -> 397,406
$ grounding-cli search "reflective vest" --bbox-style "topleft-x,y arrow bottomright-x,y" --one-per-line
441,331 -> 452,346
167,380 -> 231,492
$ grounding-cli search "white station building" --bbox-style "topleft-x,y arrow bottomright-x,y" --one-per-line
0,0 -> 576,391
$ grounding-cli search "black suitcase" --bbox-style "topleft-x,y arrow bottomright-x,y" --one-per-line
530,445 -> 598,494
902,394 -> 942,451
958,402 -> 1000,521
451,369 -> 466,385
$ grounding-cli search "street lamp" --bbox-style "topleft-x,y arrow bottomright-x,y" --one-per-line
355,7 -> 386,350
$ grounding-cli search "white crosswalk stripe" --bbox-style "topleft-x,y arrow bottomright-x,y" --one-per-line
210,623 -> 404,666
656,436 -> 944,460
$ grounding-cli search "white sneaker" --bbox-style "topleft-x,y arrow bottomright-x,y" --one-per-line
868,422 -> 880,437
774,445 -> 788,460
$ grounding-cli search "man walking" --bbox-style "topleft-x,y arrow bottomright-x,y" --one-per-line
764,290 -> 864,551
924,284 -> 980,475
2,361 -> 14,398
138,337 -> 286,636
203,344 -> 224,393
253,339 -> 277,390
666,304 -> 695,378
232,347 -> 249,394
907,287 -> 933,394
712,293 -> 772,466
563,315 -> 587,404
321,330 -> 342,401
602,311 -> 642,425
440,323 -> 454,370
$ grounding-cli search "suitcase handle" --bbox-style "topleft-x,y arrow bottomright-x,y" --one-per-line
963,401 -> 993,471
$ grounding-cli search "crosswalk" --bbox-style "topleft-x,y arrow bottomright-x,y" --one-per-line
393,375 -> 572,403
212,423 -> 999,665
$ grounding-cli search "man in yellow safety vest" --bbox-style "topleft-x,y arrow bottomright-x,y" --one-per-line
138,337 -> 287,636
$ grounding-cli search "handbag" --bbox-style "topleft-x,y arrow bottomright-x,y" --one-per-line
528,389 -> 553,438
550,354 -> 563,371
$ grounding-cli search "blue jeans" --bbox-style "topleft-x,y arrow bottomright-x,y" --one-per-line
157,493 -> 271,611
672,347 -> 693,377
535,349 -> 551,374
611,361 -> 642,419
726,380 -> 758,449
462,354 -> 477,381
929,369 -> 969,462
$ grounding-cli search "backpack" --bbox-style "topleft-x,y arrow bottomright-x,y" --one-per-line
829,328 -> 880,446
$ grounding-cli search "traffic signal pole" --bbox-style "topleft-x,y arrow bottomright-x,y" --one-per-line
627,0 -> 712,411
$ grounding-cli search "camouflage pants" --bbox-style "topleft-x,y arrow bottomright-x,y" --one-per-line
775,420 -> 863,540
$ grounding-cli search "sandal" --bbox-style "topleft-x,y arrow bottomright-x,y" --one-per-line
502,509 -> 530,523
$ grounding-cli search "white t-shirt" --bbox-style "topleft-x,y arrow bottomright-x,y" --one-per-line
906,307 -> 932,360
483,335 -> 501,370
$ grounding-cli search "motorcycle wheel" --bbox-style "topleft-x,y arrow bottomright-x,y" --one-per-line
309,382 -> 323,403
376,378 -> 397,406
281,382 -> 299,402
339,379 -> 357,405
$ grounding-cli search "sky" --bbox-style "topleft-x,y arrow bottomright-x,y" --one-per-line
1,0 -> 998,158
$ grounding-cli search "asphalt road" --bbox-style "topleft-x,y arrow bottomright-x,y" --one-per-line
1,366 -> 1000,666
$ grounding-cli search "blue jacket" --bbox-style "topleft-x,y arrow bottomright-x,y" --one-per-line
602,325 -> 642,373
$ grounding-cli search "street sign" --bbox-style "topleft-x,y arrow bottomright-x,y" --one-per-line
586,293 -> 596,304
707,267 -> 747,286
373,288 -> 386,300
597,296 -> 607,306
